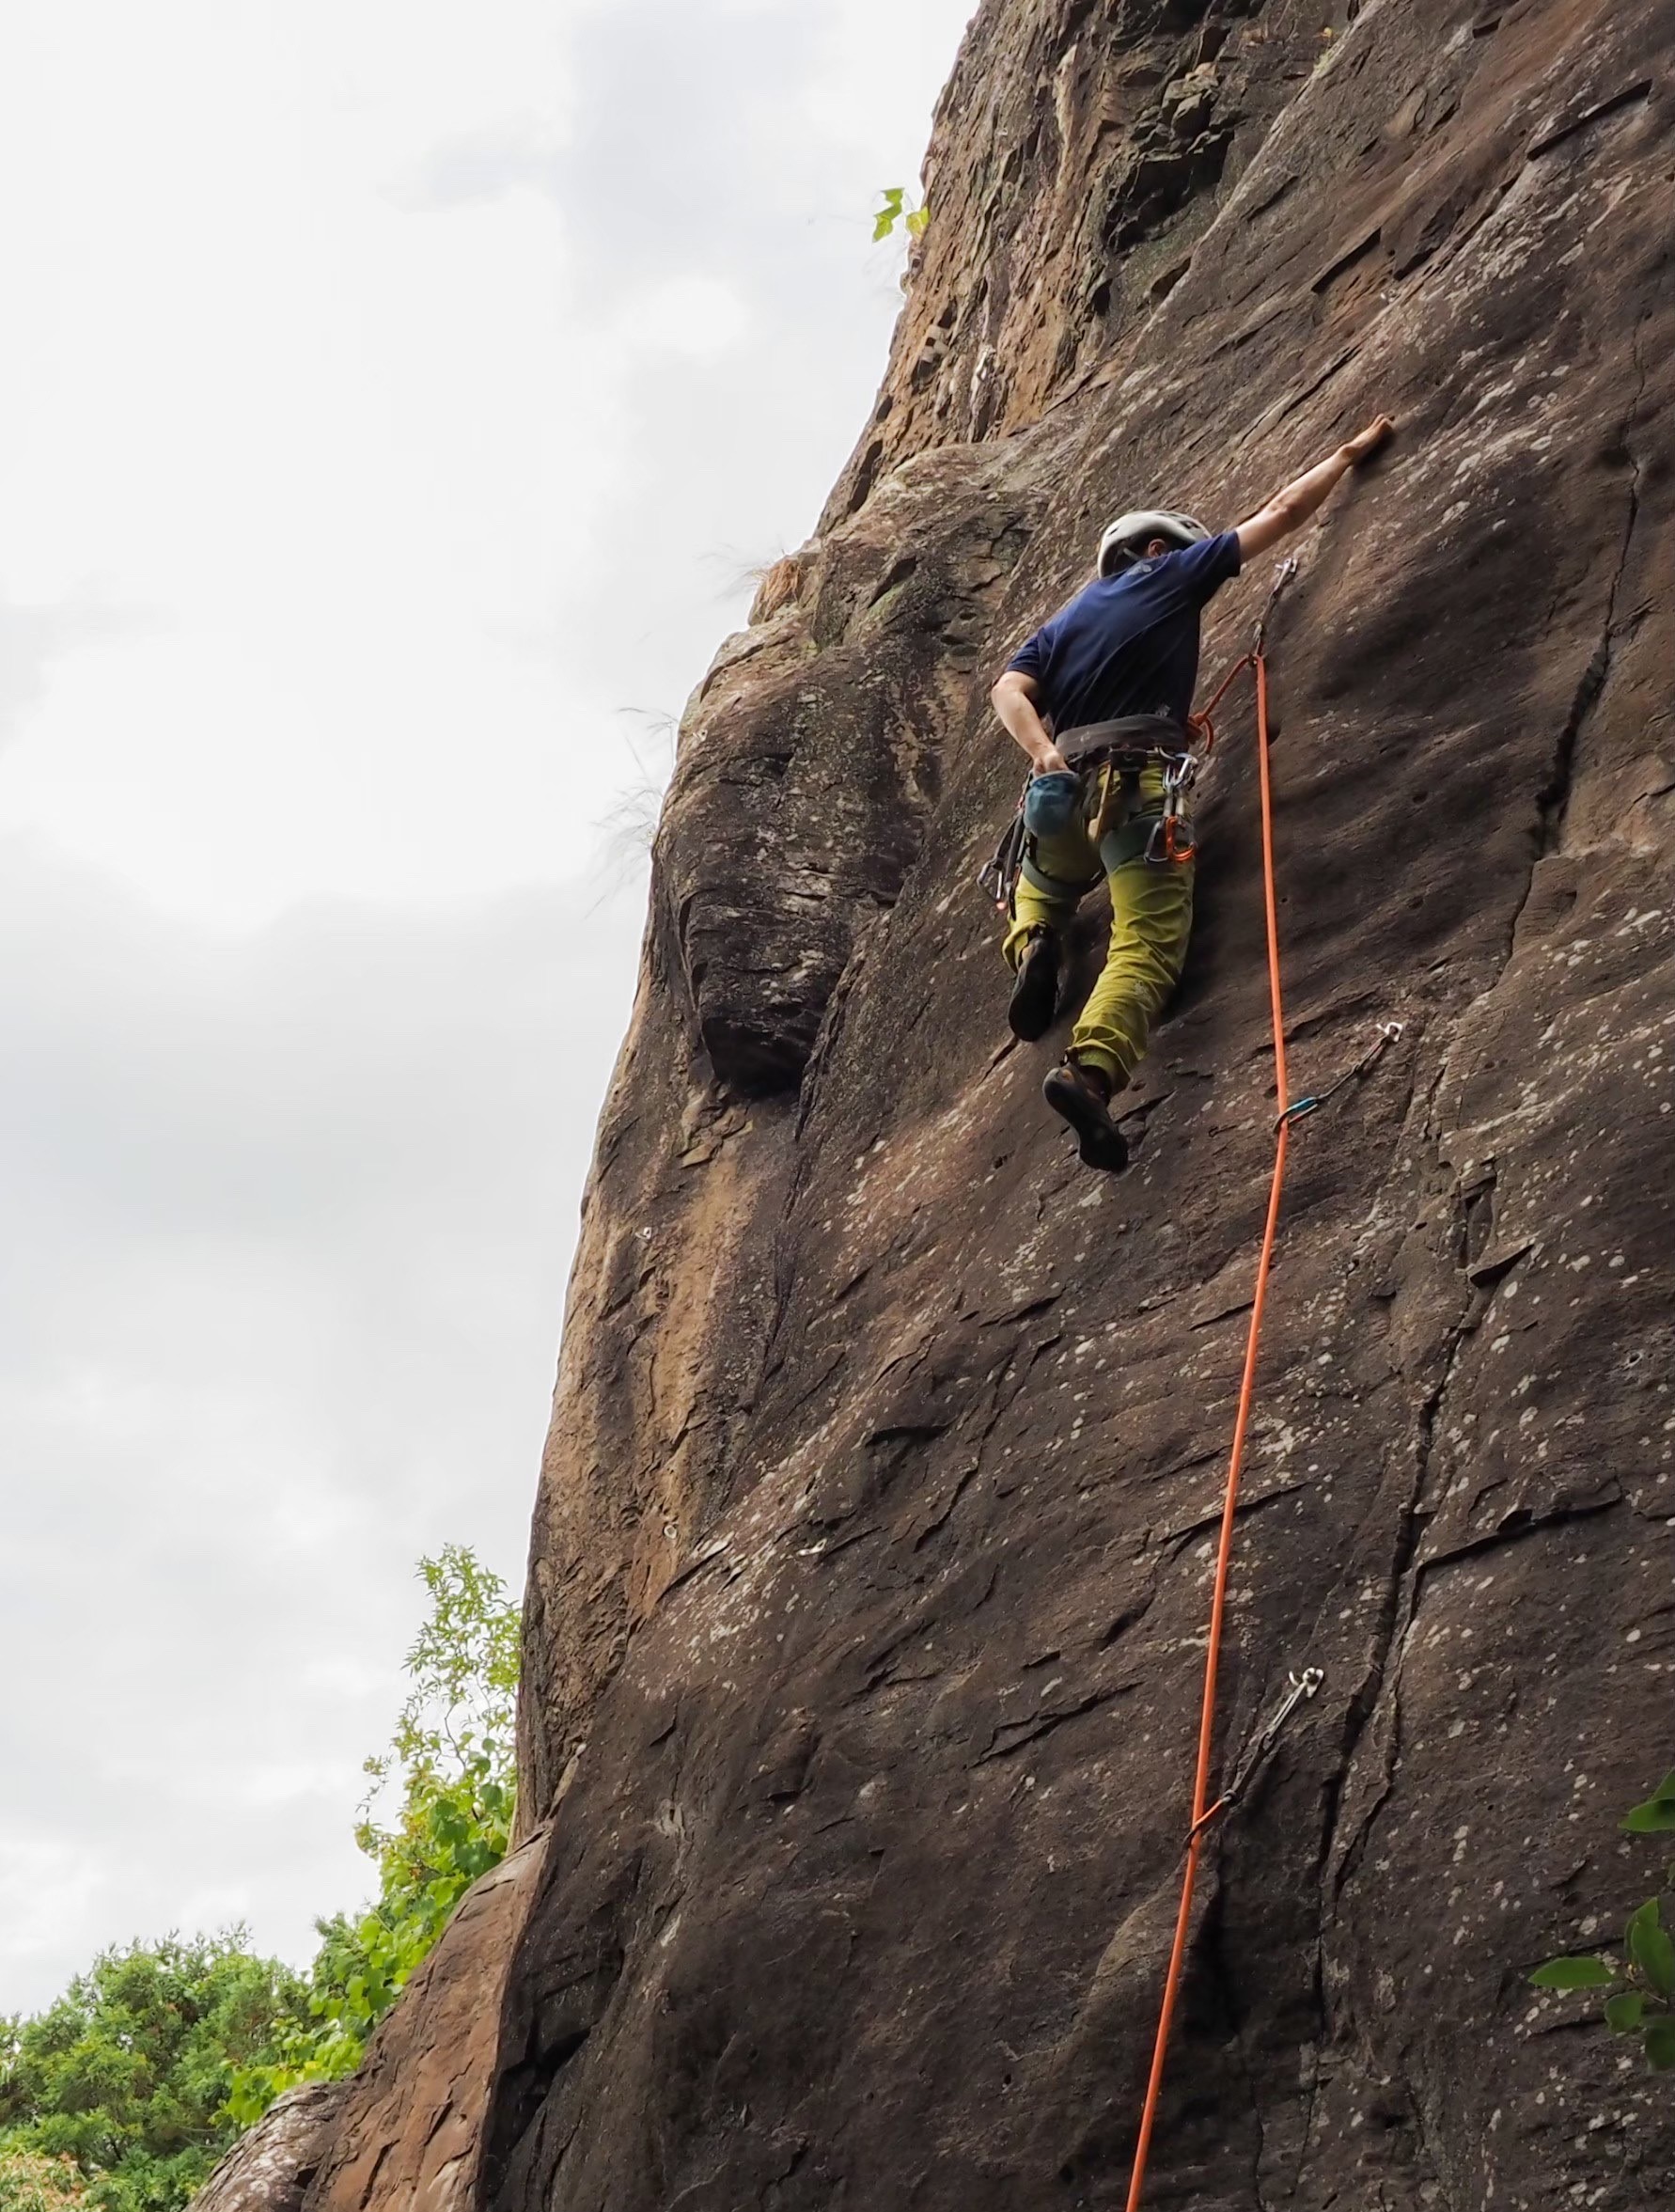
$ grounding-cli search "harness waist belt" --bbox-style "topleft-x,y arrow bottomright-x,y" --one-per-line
1057,713 -> 1188,768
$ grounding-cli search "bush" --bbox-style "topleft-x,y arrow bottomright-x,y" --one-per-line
0,1544 -> 520,2206
225,1546 -> 519,2122
1530,1767 -> 1675,2070
0,2147 -> 87,2210
0,1937 -> 306,2210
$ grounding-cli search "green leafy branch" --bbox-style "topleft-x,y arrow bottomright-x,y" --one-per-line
1530,1768 -> 1675,2070
0,1546 -> 520,2206
224,1548 -> 520,2128
873,186 -> 929,243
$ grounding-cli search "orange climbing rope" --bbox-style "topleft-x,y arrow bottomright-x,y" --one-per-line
1122,581 -> 1297,2212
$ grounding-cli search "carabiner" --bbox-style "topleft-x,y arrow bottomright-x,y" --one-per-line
1145,753 -> 1198,866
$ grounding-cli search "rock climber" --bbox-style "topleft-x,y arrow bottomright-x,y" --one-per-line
990,415 -> 1395,1171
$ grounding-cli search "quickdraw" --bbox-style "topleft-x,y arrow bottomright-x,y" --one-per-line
978,776 -> 1033,912
1186,1665 -> 1324,1843
1276,1020 -> 1405,1129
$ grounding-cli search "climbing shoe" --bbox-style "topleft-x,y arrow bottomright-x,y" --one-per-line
1042,1058 -> 1129,1173
1008,928 -> 1060,1042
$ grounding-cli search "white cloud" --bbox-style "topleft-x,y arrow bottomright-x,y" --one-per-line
0,588 -> 156,748
615,276 -> 755,360
0,1830 -> 107,1991
394,115 -> 569,211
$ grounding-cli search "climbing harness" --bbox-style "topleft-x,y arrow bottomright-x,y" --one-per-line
1121,558 -> 1401,2212
977,712 -> 1204,915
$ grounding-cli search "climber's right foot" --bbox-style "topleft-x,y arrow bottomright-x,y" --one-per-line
1008,928 -> 1060,1042
1042,1058 -> 1129,1173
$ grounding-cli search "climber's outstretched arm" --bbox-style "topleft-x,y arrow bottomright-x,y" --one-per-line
1236,415 -> 1395,558
992,669 -> 1069,776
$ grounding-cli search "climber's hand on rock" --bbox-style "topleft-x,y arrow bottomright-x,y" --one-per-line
1239,418 -> 1395,555
1343,414 -> 1396,464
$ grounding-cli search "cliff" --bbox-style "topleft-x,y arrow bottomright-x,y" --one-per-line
235,1 -> 1675,2205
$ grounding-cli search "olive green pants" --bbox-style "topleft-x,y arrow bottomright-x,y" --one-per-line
1001,765 -> 1195,1090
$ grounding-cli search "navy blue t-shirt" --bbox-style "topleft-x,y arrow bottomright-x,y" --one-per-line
1005,530 -> 1242,732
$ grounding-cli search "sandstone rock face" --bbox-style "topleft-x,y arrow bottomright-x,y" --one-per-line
187,2085 -> 344,2212
298,1830 -> 551,2212
285,2 -> 1675,2207
185,1836 -> 551,2212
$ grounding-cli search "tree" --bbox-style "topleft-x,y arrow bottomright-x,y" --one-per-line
0,1547 -> 519,2201
0,1937 -> 306,2211
1530,1767 -> 1675,2070
226,1545 -> 520,2122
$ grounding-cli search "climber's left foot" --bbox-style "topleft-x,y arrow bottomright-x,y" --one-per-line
1008,927 -> 1060,1042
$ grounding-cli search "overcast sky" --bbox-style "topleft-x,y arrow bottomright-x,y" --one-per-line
0,0 -> 975,2016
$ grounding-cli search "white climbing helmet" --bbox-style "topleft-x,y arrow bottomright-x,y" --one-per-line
1097,509 -> 1211,576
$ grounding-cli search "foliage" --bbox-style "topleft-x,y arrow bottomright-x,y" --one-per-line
0,1545 -> 519,2211
225,1545 -> 520,2123
873,186 -> 929,243
0,1936 -> 307,2212
0,2147 -> 87,2210
1530,1767 -> 1675,2070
